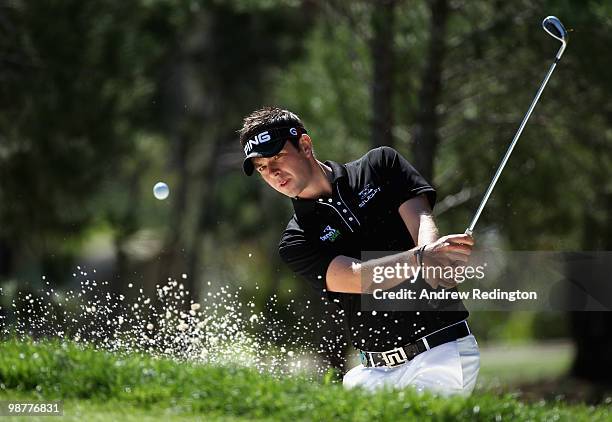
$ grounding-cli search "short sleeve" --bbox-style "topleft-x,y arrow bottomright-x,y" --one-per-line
368,146 -> 436,210
278,225 -> 337,292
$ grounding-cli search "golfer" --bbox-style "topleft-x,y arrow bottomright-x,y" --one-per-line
240,107 -> 480,395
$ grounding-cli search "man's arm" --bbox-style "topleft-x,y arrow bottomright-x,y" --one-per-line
326,194 -> 473,293
325,249 -> 419,294
399,194 -> 473,288
398,193 -> 439,245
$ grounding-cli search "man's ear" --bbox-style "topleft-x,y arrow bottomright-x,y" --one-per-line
299,134 -> 313,158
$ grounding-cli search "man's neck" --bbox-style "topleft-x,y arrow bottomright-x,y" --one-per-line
295,160 -> 333,200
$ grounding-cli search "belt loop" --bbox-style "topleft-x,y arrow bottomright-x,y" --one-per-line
422,337 -> 431,350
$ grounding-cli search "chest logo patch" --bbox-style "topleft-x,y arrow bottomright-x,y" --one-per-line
320,225 -> 341,242
358,184 -> 382,208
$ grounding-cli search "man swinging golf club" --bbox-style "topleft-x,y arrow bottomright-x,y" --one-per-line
239,15 -> 568,395
239,107 -> 479,395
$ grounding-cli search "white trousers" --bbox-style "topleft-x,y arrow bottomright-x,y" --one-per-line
343,334 -> 480,396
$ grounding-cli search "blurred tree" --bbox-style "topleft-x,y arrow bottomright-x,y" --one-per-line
370,0 -> 397,148
150,1 -> 317,300
411,0 -> 449,182
0,0 -> 185,283
561,0 -> 612,387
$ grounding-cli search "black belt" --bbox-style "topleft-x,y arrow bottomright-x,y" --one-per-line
358,320 -> 471,368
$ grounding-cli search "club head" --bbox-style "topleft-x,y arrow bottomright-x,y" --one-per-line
542,16 -> 567,44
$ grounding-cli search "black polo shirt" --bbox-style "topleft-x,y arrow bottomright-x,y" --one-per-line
278,146 -> 468,352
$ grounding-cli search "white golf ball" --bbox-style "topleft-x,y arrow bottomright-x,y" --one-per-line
153,182 -> 169,200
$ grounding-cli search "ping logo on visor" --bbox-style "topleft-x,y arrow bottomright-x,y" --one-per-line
243,126 -> 304,156
243,131 -> 272,155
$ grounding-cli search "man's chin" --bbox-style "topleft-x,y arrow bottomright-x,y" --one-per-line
281,185 -> 304,198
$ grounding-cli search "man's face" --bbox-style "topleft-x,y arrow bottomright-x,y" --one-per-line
251,137 -> 313,197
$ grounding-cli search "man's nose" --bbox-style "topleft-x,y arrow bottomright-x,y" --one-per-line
268,162 -> 280,176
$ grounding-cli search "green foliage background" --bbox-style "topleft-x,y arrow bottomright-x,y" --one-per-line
1,0 -> 611,362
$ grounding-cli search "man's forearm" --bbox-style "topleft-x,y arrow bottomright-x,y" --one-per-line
359,247 -> 421,293
358,213 -> 438,292
417,212 -> 439,245
354,203 -> 441,293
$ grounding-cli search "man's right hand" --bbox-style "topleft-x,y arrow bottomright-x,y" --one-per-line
421,234 -> 474,289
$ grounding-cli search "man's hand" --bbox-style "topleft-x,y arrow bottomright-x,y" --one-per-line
421,234 -> 474,289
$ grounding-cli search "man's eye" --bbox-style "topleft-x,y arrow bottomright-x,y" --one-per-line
257,165 -> 266,172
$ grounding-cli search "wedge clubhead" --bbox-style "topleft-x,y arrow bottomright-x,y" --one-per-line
543,16 -> 568,59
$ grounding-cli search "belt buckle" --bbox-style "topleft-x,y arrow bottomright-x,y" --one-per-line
380,346 -> 408,368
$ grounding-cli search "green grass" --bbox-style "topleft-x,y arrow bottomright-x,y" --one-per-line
0,338 -> 609,421
478,340 -> 573,387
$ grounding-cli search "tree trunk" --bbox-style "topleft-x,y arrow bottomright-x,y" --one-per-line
570,312 -> 612,384
157,48 -> 193,296
0,238 -> 12,277
566,103 -> 612,389
185,134 -> 227,301
370,0 -> 396,148
411,0 -> 449,182
569,190 -> 612,386
111,160 -> 146,293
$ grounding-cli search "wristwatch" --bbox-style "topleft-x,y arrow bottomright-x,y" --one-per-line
414,245 -> 427,268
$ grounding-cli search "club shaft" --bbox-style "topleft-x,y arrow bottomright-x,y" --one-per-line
465,52 -> 563,236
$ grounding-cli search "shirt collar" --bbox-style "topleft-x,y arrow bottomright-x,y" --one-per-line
291,160 -> 348,218
326,159 -> 348,184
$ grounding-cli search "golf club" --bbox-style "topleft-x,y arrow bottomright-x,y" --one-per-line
465,16 -> 568,236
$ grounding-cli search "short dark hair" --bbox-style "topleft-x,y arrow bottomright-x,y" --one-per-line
238,107 -> 306,149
